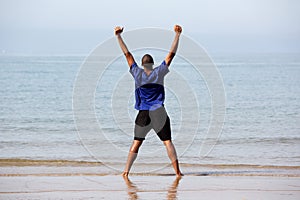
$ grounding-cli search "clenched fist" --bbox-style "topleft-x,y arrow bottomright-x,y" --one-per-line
114,26 -> 124,35
174,25 -> 182,34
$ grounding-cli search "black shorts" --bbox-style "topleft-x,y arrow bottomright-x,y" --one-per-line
134,106 -> 171,141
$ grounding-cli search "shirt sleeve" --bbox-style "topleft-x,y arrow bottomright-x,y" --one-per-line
157,61 -> 170,77
129,62 -> 141,78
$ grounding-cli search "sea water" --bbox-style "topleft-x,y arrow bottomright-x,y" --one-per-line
0,53 -> 299,171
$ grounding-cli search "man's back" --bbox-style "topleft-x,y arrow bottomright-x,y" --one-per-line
130,61 -> 169,111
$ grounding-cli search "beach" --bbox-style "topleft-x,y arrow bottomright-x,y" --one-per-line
1,170 -> 299,199
1,160 -> 300,199
0,54 -> 299,199
1,0 -> 299,198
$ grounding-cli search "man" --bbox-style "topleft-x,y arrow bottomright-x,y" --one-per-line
115,25 -> 183,177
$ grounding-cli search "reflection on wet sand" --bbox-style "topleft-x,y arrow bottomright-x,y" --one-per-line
123,176 -> 182,200
123,176 -> 139,199
167,176 -> 181,199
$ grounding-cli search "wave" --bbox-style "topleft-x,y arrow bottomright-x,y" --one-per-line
0,158 -> 103,167
180,163 -> 300,170
1,159 -> 299,177
1,158 -> 299,168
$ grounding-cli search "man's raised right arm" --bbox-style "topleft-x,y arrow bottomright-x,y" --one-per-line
114,26 -> 135,67
165,25 -> 182,67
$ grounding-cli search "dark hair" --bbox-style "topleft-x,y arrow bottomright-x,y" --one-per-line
141,54 -> 154,66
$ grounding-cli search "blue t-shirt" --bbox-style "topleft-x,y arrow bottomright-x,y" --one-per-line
130,61 -> 169,111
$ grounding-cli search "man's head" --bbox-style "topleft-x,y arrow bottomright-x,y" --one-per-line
142,54 -> 154,69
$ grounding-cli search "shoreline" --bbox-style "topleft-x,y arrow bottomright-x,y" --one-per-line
1,158 -> 299,168
1,159 -> 300,199
0,163 -> 300,178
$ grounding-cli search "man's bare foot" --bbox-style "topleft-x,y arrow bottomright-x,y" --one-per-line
176,172 -> 184,178
122,171 -> 129,176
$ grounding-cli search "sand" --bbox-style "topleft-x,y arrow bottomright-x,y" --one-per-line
1,165 -> 300,199
1,175 -> 299,199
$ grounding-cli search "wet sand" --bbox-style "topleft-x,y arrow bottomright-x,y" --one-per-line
1,174 -> 299,199
1,163 -> 300,199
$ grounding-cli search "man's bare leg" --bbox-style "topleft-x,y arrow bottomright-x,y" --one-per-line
163,140 -> 183,177
122,140 -> 143,176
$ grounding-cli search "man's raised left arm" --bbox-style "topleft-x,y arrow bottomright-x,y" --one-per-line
115,26 -> 136,68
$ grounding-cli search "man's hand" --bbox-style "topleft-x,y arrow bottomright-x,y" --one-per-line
174,25 -> 182,34
114,26 -> 124,36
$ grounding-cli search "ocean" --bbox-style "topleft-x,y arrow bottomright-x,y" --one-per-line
0,53 -> 299,174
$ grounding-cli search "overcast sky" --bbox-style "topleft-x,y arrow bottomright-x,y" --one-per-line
1,0 -> 299,54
